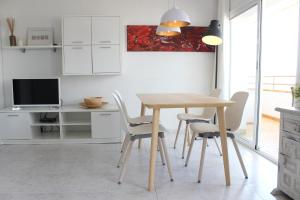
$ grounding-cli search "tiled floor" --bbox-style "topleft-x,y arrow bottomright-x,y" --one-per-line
0,131 -> 278,200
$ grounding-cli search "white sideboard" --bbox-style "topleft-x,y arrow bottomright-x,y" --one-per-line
0,104 -> 122,144
62,16 -> 121,75
275,107 -> 300,200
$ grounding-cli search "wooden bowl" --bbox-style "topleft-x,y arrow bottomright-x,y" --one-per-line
84,97 -> 102,106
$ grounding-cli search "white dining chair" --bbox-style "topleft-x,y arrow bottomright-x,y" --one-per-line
113,90 -> 153,149
174,89 -> 222,159
114,90 -> 152,126
112,93 -> 174,184
185,91 -> 249,183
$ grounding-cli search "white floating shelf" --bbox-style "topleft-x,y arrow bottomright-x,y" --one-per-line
2,45 -> 62,53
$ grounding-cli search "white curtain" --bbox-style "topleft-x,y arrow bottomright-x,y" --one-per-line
216,0 -> 230,99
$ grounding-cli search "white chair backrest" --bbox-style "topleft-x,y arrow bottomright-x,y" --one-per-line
225,91 -> 249,132
112,93 -> 129,133
201,89 -> 221,119
114,90 -> 130,119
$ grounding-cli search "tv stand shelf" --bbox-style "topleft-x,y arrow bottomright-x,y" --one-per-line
0,104 -> 121,144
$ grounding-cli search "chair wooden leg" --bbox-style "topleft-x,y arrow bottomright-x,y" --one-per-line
213,136 -> 222,156
198,138 -> 208,183
232,138 -> 248,179
158,138 -> 166,166
121,134 -> 129,153
182,123 -> 189,159
118,140 -> 134,184
185,131 -> 196,167
174,120 -> 182,149
161,137 -> 174,182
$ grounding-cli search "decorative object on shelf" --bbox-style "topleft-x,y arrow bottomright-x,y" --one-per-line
6,17 -> 16,46
291,86 -> 300,107
156,25 -> 181,37
127,25 -> 214,52
202,20 -> 223,46
160,0 -> 191,27
80,97 -> 108,108
17,39 -> 24,46
27,27 -> 53,46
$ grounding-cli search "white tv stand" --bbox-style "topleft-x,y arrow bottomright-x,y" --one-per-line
0,104 -> 121,144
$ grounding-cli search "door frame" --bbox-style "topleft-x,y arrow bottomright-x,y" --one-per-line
229,1 -> 262,149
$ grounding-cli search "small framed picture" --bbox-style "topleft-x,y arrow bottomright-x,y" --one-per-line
27,27 -> 53,46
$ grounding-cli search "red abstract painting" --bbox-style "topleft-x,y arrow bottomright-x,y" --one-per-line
127,25 -> 215,52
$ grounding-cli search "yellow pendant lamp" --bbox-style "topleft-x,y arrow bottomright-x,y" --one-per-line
156,25 -> 181,36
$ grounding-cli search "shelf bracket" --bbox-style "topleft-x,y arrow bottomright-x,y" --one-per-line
53,47 -> 57,52
21,48 -> 26,53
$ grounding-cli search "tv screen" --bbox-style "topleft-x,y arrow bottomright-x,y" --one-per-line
13,79 -> 60,106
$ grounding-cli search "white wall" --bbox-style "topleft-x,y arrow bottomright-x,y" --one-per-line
0,0 -> 217,129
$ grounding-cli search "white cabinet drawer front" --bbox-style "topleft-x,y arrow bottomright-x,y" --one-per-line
92,16 -> 119,45
294,179 -> 300,198
279,154 -> 300,199
63,46 -> 92,75
91,112 -> 121,139
282,137 -> 298,159
63,16 -> 91,45
0,113 -> 31,139
283,113 -> 300,135
92,45 -> 120,74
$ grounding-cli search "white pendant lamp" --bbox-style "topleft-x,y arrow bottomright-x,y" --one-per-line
156,25 -> 181,36
160,0 -> 191,27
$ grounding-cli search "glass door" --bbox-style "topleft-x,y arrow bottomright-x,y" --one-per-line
229,0 -> 299,161
230,5 -> 259,147
258,0 -> 299,160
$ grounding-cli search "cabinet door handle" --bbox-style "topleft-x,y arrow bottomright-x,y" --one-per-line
99,41 -> 111,43
7,114 -> 19,117
99,113 -> 112,116
72,41 -> 83,44
99,46 -> 111,49
72,47 -> 83,50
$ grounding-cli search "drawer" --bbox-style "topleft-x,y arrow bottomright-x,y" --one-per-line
91,112 -> 121,139
282,113 -> 300,135
0,113 -> 31,139
279,154 -> 300,199
282,137 -> 297,158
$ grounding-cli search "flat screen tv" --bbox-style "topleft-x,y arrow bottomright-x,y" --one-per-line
12,78 -> 60,107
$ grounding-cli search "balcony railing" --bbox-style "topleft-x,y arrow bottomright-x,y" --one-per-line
248,75 -> 296,93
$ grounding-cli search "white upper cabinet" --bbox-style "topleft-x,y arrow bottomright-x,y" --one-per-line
92,45 -> 120,74
63,46 -> 92,75
63,16 -> 91,45
92,16 -> 120,45
63,16 -> 120,75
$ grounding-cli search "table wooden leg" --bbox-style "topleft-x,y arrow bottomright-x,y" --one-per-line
216,106 -> 231,186
138,103 -> 146,149
148,107 -> 160,191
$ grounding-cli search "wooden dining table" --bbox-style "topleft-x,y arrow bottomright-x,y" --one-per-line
137,93 -> 234,191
